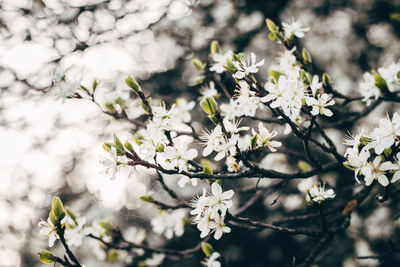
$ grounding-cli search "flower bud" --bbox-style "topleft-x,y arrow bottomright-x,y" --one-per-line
322,73 -> 331,86
201,242 -> 214,257
192,58 -> 205,72
114,97 -> 126,108
203,165 -> 213,175
373,72 -> 389,92
51,196 -> 65,222
302,48 -> 312,64
299,69 -> 310,85
265,19 -> 278,32
268,32 -> 276,40
200,97 -> 218,115
38,250 -> 57,264
210,40 -> 220,54
124,141 -> 134,152
105,102 -> 116,113
125,76 -> 142,94
156,143 -> 165,153
92,79 -> 98,91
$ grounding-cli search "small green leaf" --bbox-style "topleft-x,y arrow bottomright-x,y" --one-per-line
192,58 -> 205,72
51,196 -> 65,222
210,40 -> 220,54
38,250 -> 57,264
265,18 -> 278,32
125,76 -> 142,93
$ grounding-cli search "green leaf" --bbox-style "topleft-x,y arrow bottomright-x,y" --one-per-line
201,242 -> 214,257
210,40 -> 220,54
51,196 -> 65,222
265,18 -> 278,32
192,58 -> 205,72
38,250 -> 57,264
125,76 -> 142,93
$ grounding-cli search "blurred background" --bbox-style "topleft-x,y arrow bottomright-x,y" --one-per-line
1,0 -> 400,266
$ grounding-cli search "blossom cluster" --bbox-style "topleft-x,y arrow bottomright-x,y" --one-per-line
344,112 -> 400,186
358,61 -> 400,106
190,183 -> 234,240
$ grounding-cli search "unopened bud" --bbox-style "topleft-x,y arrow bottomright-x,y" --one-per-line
210,40 -> 220,54
38,250 -> 57,264
373,72 -> 389,92
105,102 -> 116,113
52,196 -> 65,222
302,48 -> 312,64
265,19 -> 278,32
192,58 -> 205,72
201,242 -> 214,257
322,73 -> 331,86
125,76 -> 142,93
200,97 -> 218,115
203,165 -> 213,175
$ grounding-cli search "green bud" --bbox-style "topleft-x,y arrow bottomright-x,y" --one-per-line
125,76 -> 142,93
224,58 -> 238,73
200,97 -> 218,115
92,79 -> 98,91
298,160 -> 312,172
203,165 -> 213,175
302,48 -> 312,64
299,69 -> 310,85
210,40 -> 220,54
113,134 -> 124,150
52,196 -> 65,222
265,19 -> 278,32
268,32 -> 276,40
140,195 -> 154,203
65,207 -> 77,224
105,102 -> 116,113
114,97 -> 126,108
322,73 -> 331,86
156,143 -> 165,153
192,58 -> 205,72
373,72 -> 389,92
124,141 -> 134,152
201,242 -> 214,257
251,134 -> 258,150
134,134 -> 144,145
38,250 -> 57,264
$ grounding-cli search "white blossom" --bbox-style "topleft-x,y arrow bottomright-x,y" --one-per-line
306,184 -> 335,203
99,146 -> 118,180
210,50 -> 233,73
252,122 -> 282,151
282,18 -> 310,38
362,156 -> 395,187
358,72 -> 380,106
38,218 -> 59,247
201,82 -> 219,98
234,52 -> 265,79
305,93 -> 335,117
162,138 -> 198,173
204,252 -> 221,267
151,209 -> 186,239
378,62 -> 400,91
65,217 -> 90,247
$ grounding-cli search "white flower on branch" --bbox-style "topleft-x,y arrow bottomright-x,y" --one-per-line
378,62 -> 400,91
162,138 -> 198,173
234,52 -> 265,79
358,72 -> 380,106
282,18 -> 310,39
38,218 -> 59,247
362,157 -> 395,187
305,93 -> 335,117
151,209 -> 186,239
201,82 -> 219,98
210,50 -> 234,73
306,184 -> 335,203
190,183 -> 234,240
99,146 -> 118,180
252,122 -> 282,151
65,217 -> 90,247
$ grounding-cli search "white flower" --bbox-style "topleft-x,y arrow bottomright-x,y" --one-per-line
364,113 -> 400,155
344,147 -> 370,182
310,75 -> 322,96
38,218 -> 59,247
358,72 -> 380,106
162,138 -> 197,173
178,175 -> 199,188
282,18 -> 310,38
362,156 -> 394,187
145,253 -> 165,267
201,125 -> 224,157
211,216 -> 231,240
204,252 -> 221,267
55,80 -> 80,100
226,156 -> 241,172
305,93 -> 335,117
222,118 -> 249,135
174,98 -> 195,123
151,209 -> 186,239
65,217 -> 90,247
234,52 -> 265,79
252,122 -> 282,151
306,184 -> 335,203
99,146 -> 118,180
210,50 -> 233,73
378,62 -> 400,91
260,80 -> 282,108
389,153 -> 400,183
209,183 -> 234,219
